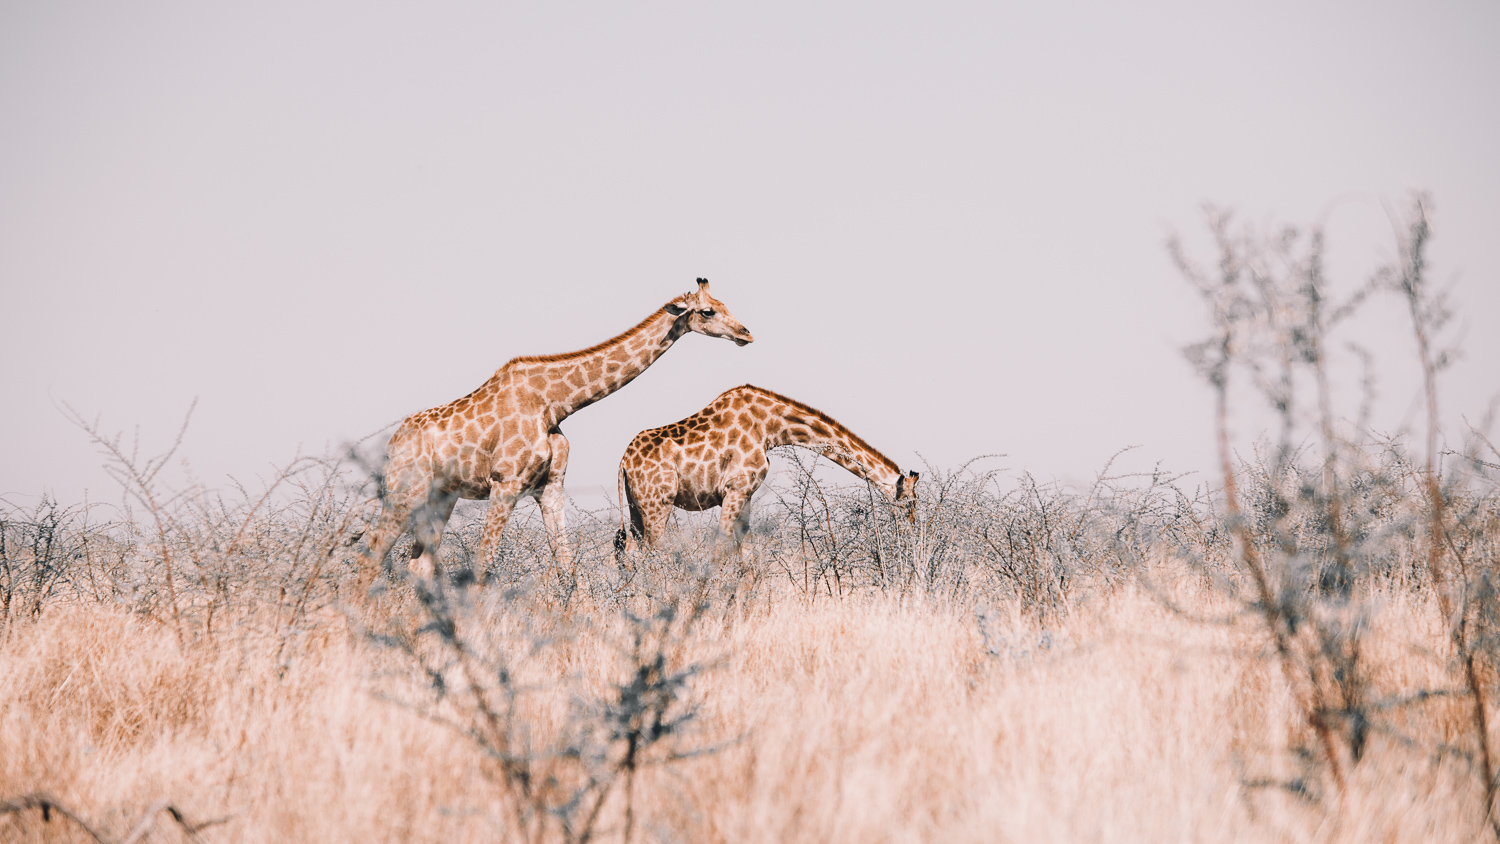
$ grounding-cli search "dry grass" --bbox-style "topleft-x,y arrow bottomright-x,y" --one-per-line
0,566 -> 1491,843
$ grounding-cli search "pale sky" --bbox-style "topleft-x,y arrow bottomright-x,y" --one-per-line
3,1 -> 1498,511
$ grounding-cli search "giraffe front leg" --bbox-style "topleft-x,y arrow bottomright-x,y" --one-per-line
719,489 -> 754,561
536,431 -> 574,580
718,488 -> 759,618
476,479 -> 525,581
720,459 -> 765,565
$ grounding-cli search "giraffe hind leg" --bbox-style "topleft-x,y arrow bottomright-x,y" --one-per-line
359,496 -> 415,592
614,471 -> 648,567
641,497 -> 673,549
360,431 -> 430,591
408,491 -> 458,580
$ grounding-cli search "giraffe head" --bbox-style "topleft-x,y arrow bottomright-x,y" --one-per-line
665,278 -> 754,346
895,470 -> 920,523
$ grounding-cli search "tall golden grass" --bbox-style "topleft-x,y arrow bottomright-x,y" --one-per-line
0,569 -> 1490,843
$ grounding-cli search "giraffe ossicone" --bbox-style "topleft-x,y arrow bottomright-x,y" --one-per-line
359,278 -> 753,587
614,384 -> 919,561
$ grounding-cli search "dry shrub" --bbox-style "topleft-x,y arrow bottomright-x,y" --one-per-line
2,575 -> 1494,842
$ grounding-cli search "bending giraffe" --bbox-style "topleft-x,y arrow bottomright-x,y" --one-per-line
361,279 -> 753,585
615,384 -> 918,559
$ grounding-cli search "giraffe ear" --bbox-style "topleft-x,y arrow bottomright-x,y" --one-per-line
665,302 -> 687,316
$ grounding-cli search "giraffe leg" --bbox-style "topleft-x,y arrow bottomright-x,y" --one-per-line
718,489 -> 758,618
616,495 -> 647,566
359,491 -> 419,591
719,489 -> 754,561
641,494 -> 673,548
408,491 -> 458,579
475,479 -> 525,581
536,431 -> 573,579
720,457 -> 765,564
358,429 -> 437,591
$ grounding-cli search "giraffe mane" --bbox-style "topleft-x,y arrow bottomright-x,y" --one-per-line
734,384 -> 902,476
505,297 -> 686,366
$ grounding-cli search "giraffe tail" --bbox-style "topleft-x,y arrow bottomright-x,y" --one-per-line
614,463 -> 632,564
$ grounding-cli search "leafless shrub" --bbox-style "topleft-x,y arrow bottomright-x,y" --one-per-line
0,792 -> 229,843
1172,193 -> 1500,829
749,448 -> 1208,620
363,569 -> 718,844
0,495 -> 112,635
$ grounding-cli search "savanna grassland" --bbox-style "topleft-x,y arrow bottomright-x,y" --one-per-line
4,198 -> 1499,843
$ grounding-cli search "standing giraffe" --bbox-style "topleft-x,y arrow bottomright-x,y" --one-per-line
615,384 -> 918,558
361,279 -> 753,584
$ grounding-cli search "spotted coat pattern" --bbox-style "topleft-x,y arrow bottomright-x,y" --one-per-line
616,384 -> 918,557
360,280 -> 752,583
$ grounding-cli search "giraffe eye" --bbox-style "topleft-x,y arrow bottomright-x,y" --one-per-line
700,309 -> 715,318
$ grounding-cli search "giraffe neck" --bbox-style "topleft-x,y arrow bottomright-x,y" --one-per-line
752,389 -> 903,496
515,307 -> 689,428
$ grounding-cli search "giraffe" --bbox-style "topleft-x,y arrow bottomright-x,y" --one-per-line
360,279 -> 753,585
614,384 -> 918,559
